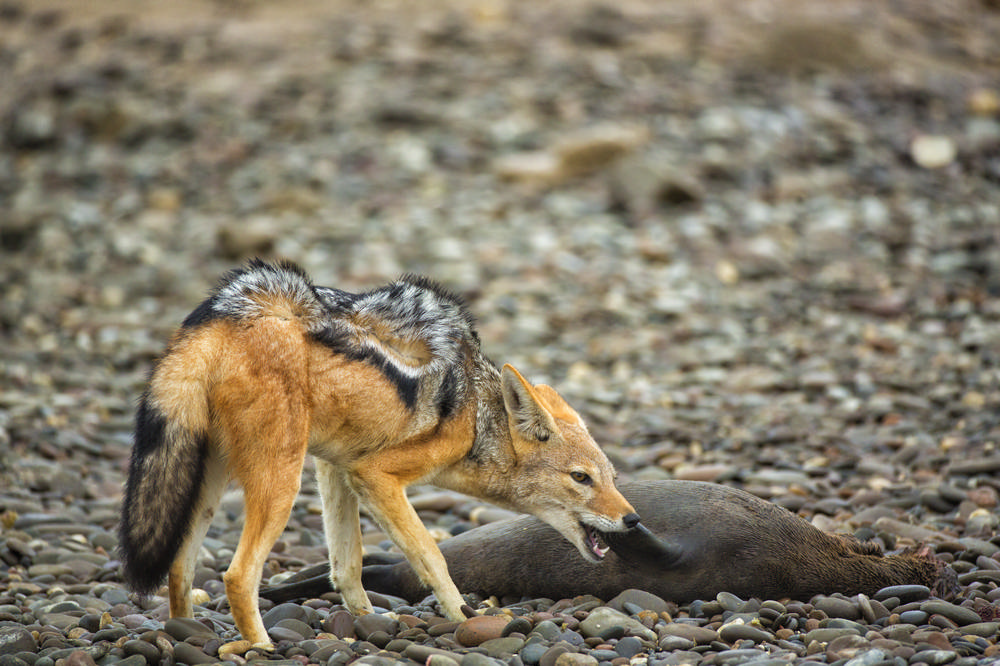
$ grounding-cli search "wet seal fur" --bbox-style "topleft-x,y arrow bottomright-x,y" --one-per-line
261,480 -> 951,604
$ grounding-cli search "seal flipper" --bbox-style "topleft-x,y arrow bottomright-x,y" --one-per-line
282,561 -> 331,582
259,550 -> 410,603
603,523 -> 685,568
259,571 -> 333,603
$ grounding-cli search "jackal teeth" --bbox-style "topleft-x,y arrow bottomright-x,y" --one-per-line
582,523 -> 609,559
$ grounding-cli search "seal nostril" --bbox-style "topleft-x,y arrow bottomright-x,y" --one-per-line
623,512 -> 640,529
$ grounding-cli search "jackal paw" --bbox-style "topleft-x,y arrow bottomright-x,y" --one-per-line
218,640 -> 254,657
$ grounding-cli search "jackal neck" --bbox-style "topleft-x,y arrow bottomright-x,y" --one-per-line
467,361 -> 511,467
430,360 -> 519,505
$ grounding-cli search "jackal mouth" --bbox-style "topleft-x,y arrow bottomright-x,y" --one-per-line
581,522 -> 609,560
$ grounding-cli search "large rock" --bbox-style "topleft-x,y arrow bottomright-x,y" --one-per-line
0,627 -> 37,656
578,607 -> 655,641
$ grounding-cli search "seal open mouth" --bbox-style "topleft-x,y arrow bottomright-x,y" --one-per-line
582,522 -> 609,559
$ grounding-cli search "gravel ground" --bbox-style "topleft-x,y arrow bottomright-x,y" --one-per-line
2,1 -> 1000,665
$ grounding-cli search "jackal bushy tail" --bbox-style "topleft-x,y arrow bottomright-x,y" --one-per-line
118,394 -> 209,595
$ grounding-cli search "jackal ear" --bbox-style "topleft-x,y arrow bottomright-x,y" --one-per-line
532,385 -> 582,424
501,364 -> 556,442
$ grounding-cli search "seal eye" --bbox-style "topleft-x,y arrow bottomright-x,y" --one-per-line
570,471 -> 592,485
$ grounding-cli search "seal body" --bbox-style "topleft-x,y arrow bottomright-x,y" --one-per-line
261,480 -> 944,604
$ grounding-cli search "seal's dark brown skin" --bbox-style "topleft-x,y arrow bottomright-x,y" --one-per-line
260,480 -> 945,605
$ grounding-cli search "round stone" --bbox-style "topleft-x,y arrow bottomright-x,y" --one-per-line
428,656 -> 460,666
578,607 -> 655,641
804,627 -> 860,644
657,635 -> 695,651
262,602 -> 313,628
916,649 -> 960,665
454,615 -> 510,647
910,134 -> 957,169
716,592 -> 744,612
268,625 -> 306,643
538,643 -> 573,666
824,634 -> 871,662
920,600 -> 983,626
961,622 -> 1000,637
607,589 -> 671,615
520,641 -> 549,665
502,617 -> 532,637
0,627 -> 38,655
354,612 -> 400,640
814,596 -> 860,620
718,622 -> 772,644
873,585 -> 930,604
163,617 -> 218,642
857,595 -> 877,624
615,636 -> 644,658
171,643 -> 215,665
479,637 -> 524,658
530,620 -> 561,641
121,639 -> 160,663
323,610 -> 356,639
658,623 -> 719,645
553,653 -> 598,666
275,618 -> 315,639
898,610 -> 928,625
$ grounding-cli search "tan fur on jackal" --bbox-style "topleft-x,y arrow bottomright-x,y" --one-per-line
118,260 -> 638,647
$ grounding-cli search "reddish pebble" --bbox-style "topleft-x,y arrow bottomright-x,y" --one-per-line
455,615 -> 511,647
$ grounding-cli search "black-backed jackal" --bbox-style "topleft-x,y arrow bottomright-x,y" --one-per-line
118,259 -> 639,647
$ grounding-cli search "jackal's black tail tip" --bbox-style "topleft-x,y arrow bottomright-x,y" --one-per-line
116,540 -> 166,597
117,395 -> 207,597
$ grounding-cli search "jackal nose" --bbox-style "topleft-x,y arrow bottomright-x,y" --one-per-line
623,512 -> 641,529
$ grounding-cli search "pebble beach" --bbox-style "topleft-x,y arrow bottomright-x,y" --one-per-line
2,1 -> 1000,665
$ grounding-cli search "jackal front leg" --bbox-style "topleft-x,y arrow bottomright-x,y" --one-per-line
315,458 -> 373,617
350,471 -> 466,621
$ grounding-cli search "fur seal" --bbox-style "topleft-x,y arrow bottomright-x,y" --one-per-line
261,480 -> 947,605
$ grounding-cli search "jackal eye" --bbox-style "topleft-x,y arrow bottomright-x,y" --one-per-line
570,471 -> 592,485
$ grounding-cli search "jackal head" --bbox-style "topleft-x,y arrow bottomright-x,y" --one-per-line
500,364 -> 640,563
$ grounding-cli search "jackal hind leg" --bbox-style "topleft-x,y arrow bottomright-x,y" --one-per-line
350,471 -> 466,621
315,458 -> 373,617
168,448 -> 229,619
223,425 -> 308,647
